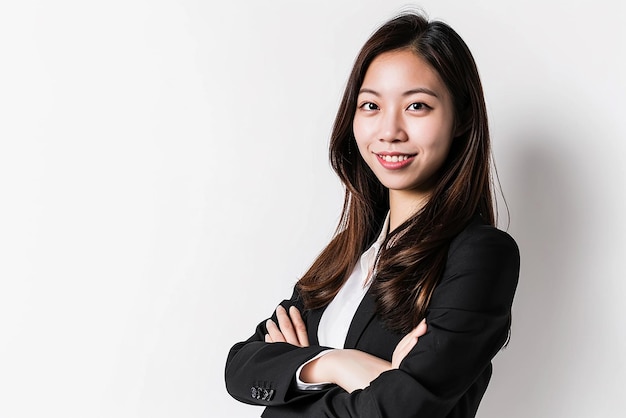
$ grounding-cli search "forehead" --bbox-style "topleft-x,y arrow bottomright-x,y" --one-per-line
361,49 -> 448,95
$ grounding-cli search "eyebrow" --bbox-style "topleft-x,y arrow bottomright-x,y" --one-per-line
358,87 -> 439,98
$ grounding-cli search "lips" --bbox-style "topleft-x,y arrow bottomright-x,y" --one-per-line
375,152 -> 416,169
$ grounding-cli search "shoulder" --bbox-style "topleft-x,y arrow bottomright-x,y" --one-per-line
449,214 -> 519,259
432,215 -> 520,310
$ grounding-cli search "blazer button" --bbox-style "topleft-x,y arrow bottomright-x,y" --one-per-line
264,389 -> 275,401
250,386 -> 259,399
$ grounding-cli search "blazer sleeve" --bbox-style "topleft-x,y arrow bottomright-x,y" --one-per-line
225,223 -> 520,418
224,288 -> 332,406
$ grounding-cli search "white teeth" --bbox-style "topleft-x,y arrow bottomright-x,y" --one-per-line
380,154 -> 410,162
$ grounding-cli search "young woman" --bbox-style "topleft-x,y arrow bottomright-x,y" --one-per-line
225,11 -> 519,418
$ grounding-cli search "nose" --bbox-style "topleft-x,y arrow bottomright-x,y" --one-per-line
378,110 -> 408,143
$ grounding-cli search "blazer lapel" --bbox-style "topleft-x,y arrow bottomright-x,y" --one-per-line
306,306 -> 325,346
343,289 -> 377,349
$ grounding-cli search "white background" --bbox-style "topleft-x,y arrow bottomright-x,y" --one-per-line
1,0 -> 625,417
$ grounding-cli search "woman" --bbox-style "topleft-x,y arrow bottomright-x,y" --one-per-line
225,11 -> 519,418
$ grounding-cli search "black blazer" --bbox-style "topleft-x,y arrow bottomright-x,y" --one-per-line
225,216 -> 520,418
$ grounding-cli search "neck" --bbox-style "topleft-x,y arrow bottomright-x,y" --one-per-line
388,189 -> 430,232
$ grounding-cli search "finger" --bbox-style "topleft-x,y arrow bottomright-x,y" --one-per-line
275,305 -> 299,345
395,334 -> 416,357
392,322 -> 425,369
413,319 -> 427,337
266,319 -> 285,343
401,335 -> 419,357
392,334 -> 418,369
264,333 -> 272,343
289,306 -> 309,347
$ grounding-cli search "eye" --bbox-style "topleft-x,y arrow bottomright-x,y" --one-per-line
359,102 -> 379,111
407,102 -> 431,111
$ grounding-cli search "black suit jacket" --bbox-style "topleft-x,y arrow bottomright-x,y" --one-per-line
225,217 -> 520,418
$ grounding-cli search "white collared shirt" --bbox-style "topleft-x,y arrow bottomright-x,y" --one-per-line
295,213 -> 389,389
317,213 -> 390,348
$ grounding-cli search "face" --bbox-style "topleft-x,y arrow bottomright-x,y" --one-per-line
353,49 -> 456,204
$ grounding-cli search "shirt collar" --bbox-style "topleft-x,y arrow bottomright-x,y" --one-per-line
359,212 -> 390,286
371,211 -> 390,253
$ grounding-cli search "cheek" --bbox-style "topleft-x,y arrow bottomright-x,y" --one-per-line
355,139 -> 371,164
353,118 -> 373,155
416,119 -> 454,153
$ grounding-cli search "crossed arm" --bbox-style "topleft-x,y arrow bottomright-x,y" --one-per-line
225,224 -> 520,417
265,305 -> 427,393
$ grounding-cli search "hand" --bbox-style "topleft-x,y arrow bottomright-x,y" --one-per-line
309,349 -> 391,393
264,305 -> 309,347
300,321 -> 426,392
392,319 -> 427,369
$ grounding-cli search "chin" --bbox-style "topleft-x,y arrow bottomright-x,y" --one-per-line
377,176 -> 421,191
382,182 -> 420,192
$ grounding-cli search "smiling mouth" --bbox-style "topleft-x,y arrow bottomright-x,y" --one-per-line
376,154 -> 415,162
375,153 -> 417,169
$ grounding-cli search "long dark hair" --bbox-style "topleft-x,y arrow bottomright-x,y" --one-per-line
296,12 -> 495,333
